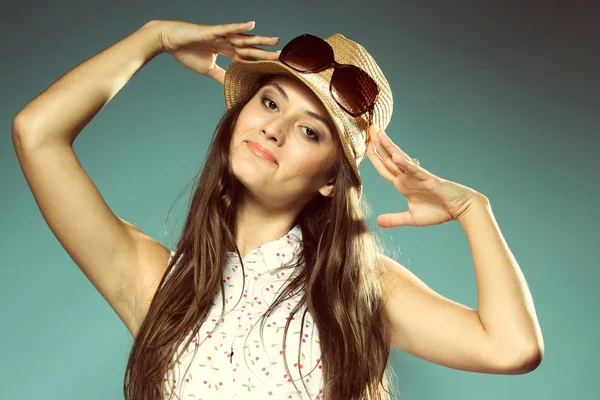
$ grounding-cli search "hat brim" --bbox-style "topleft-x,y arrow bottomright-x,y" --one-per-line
223,59 -> 359,180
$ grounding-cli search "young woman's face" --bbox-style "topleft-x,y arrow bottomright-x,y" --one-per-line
229,75 -> 339,209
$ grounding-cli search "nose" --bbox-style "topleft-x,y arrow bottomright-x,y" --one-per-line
260,118 -> 287,145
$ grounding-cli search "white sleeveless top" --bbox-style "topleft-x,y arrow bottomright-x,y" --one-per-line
162,225 -> 324,399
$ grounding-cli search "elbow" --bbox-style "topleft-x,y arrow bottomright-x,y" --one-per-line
514,348 -> 543,374
11,113 -> 36,150
501,342 -> 544,375
12,112 -> 34,137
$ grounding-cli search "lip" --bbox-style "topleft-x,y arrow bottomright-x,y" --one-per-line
245,141 -> 278,164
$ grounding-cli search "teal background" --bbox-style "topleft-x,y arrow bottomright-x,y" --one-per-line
1,1 -> 598,399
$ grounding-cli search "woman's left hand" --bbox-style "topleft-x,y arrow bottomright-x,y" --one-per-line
366,124 -> 486,228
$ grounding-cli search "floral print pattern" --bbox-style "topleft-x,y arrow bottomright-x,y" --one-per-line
162,225 -> 324,399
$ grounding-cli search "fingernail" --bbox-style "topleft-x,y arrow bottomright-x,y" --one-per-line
372,123 -> 380,132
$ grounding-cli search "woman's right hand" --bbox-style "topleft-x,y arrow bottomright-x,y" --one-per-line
153,20 -> 280,84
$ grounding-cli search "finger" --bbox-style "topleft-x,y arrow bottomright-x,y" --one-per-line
210,21 -> 256,37
208,37 -> 234,57
376,128 -> 408,157
391,153 -> 426,178
233,47 -> 281,61
376,130 -> 424,177
366,141 -> 397,182
205,63 -> 225,84
227,33 -> 280,47
376,129 -> 413,173
372,132 -> 405,175
377,212 -> 414,228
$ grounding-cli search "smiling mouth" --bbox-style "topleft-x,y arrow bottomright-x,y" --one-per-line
245,141 -> 278,165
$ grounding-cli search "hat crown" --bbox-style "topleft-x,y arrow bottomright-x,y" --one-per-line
321,34 -> 393,133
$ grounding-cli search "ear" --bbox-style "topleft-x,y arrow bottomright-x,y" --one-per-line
318,179 -> 335,198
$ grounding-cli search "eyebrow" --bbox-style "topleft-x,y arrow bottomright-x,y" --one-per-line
265,83 -> 336,135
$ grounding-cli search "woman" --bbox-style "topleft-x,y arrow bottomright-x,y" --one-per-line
12,19 -> 544,400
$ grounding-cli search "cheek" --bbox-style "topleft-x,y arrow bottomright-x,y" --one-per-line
236,103 -> 262,132
228,135 -> 248,171
228,115 -> 252,159
230,121 -> 246,144
288,147 -> 335,180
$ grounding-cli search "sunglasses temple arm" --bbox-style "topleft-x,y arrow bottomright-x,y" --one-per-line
356,109 -> 373,160
366,108 -> 374,145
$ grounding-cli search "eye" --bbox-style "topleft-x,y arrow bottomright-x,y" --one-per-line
301,126 -> 321,142
261,96 -> 278,111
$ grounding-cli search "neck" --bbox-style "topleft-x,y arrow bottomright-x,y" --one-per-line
232,195 -> 301,259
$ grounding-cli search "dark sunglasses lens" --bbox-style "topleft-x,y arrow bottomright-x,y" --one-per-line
331,66 -> 379,115
280,34 -> 333,72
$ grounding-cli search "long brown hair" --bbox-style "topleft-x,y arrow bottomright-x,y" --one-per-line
124,74 -> 399,400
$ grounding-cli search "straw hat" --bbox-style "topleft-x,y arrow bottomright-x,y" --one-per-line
223,33 -> 393,184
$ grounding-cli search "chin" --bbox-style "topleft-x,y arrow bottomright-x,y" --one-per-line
230,152 -> 268,190
230,159 -> 290,208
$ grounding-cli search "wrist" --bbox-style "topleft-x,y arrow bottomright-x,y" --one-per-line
457,193 -> 491,224
138,20 -> 167,57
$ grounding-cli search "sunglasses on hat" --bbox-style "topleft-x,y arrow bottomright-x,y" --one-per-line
278,34 -> 380,129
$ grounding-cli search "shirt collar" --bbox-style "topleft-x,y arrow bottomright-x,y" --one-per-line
226,224 -> 303,273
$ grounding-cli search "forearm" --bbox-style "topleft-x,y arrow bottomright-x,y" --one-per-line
458,195 -> 544,358
13,20 -> 164,146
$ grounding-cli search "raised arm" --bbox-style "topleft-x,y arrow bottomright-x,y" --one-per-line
12,21 -> 170,338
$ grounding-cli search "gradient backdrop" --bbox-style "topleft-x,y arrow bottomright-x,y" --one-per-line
1,1 -> 598,399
